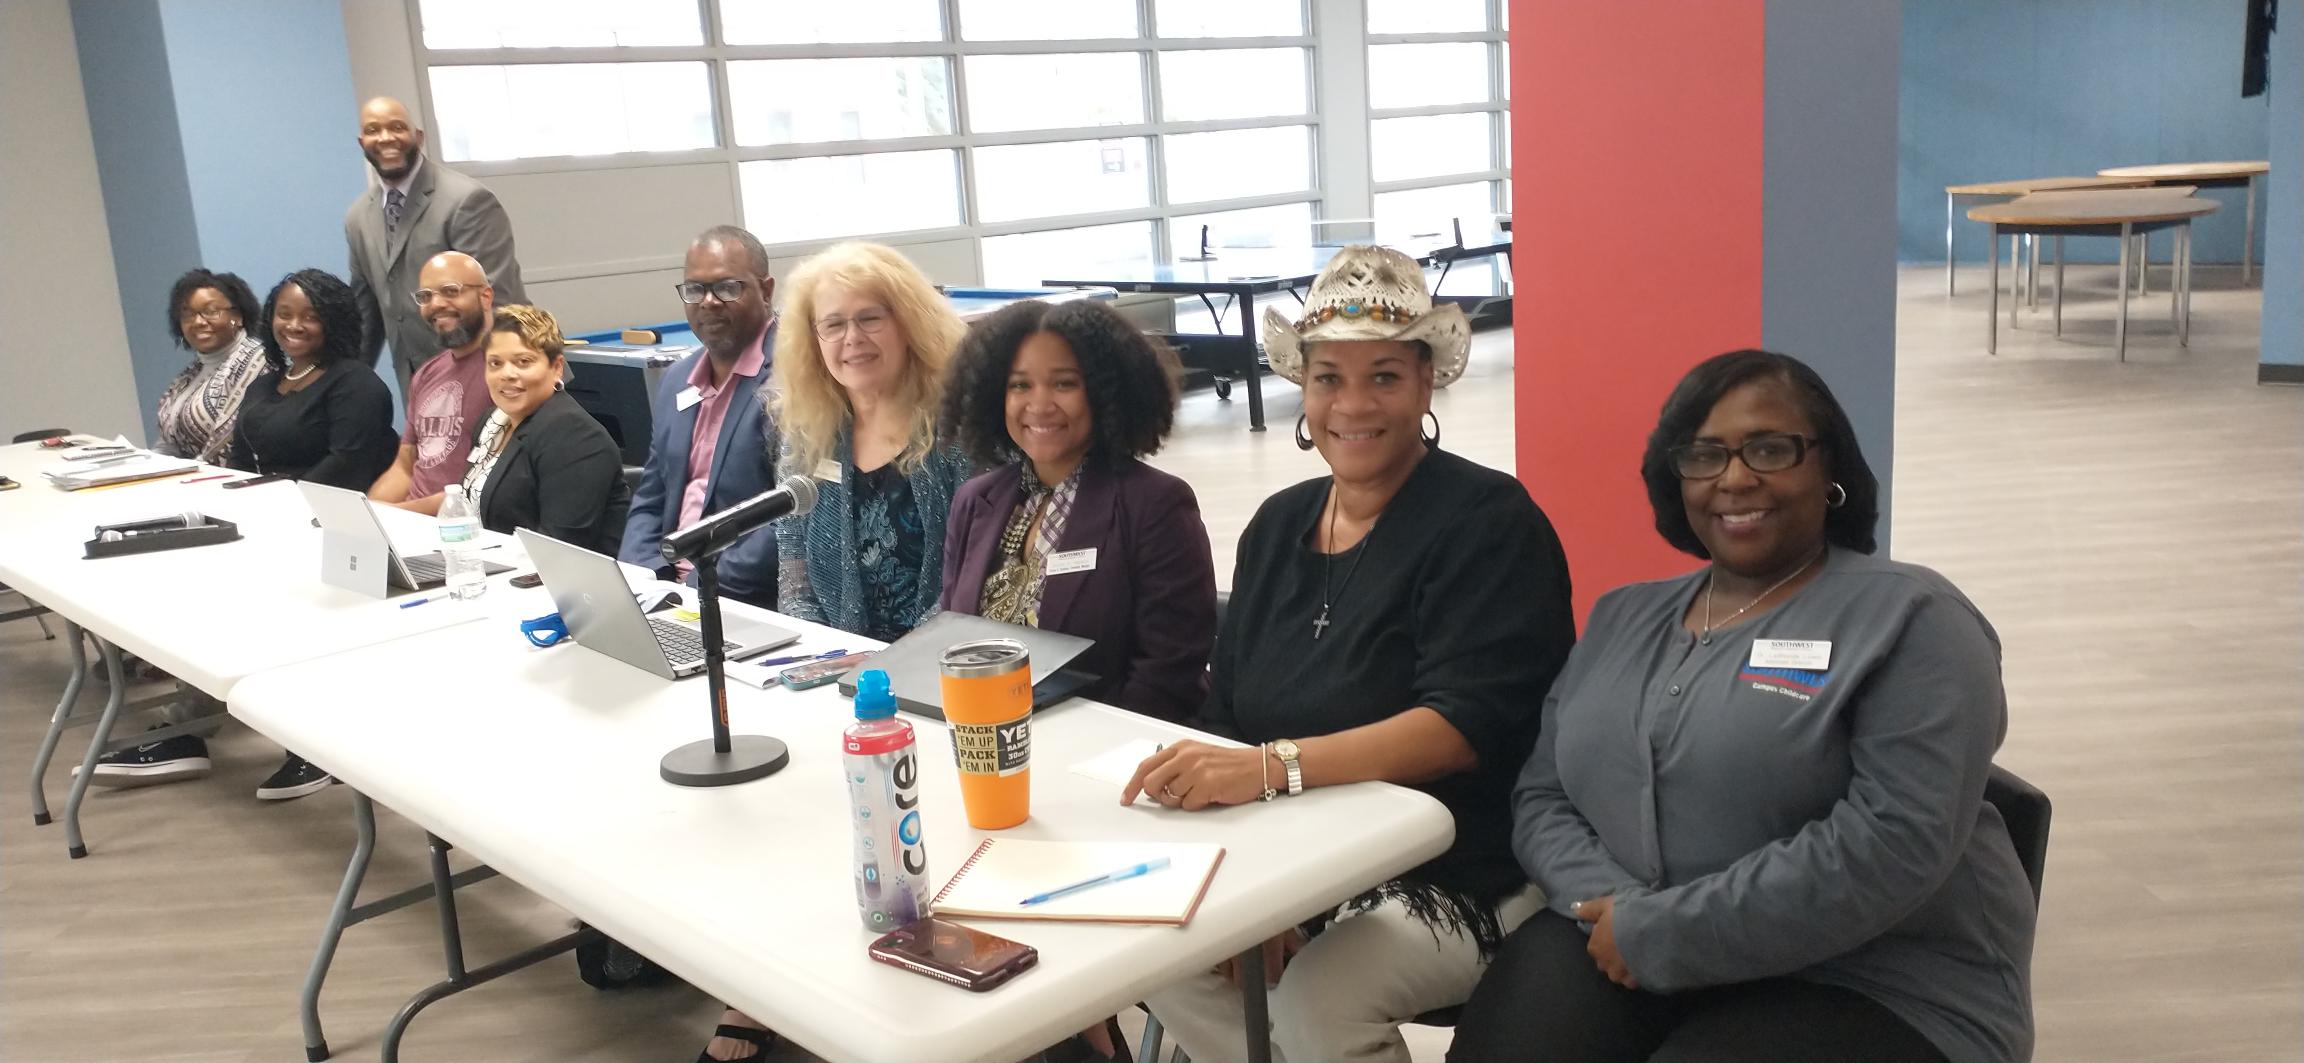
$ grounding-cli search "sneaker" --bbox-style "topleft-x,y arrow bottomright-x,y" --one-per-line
255,753 -> 334,801
73,727 -> 211,788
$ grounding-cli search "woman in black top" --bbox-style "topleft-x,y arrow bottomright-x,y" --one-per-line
1124,247 -> 1576,1063
460,305 -> 630,554
228,269 -> 396,492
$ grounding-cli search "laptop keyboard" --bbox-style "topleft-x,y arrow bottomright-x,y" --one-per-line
649,617 -> 738,663
403,555 -> 447,584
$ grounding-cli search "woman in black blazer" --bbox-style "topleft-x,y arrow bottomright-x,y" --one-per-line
458,305 -> 629,555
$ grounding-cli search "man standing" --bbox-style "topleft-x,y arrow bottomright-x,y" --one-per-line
368,252 -> 497,514
345,95 -> 525,394
619,225 -> 781,609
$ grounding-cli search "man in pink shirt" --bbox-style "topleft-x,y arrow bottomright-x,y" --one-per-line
368,251 -> 499,514
618,226 -> 782,609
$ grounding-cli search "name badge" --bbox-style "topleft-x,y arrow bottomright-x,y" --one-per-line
1750,639 -> 1831,671
813,459 -> 843,484
674,386 -> 704,412
1045,548 -> 1098,576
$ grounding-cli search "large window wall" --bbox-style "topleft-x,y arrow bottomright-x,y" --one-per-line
1364,0 -> 1509,234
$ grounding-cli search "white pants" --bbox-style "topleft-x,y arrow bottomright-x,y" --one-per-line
1144,885 -> 1543,1063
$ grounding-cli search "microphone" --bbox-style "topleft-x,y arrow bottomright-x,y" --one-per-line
100,512 -> 206,542
661,474 -> 819,564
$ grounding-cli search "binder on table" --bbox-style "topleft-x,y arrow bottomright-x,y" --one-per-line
930,839 -> 1224,925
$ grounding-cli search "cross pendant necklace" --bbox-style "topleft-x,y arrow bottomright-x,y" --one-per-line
1315,481 -> 1378,640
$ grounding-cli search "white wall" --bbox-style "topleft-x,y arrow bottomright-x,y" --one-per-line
0,0 -> 145,444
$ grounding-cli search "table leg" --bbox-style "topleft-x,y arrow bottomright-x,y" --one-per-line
2137,232 -> 2150,297
1238,290 -> 1266,432
2008,234 -> 2020,328
2180,223 -> 2193,347
28,621 -> 91,827
2171,230 -> 2182,331
1946,193 -> 1957,296
301,790 -> 378,1062
2245,175 -> 2257,283
2116,221 -> 2132,362
1988,225 -> 2000,355
2028,233 -> 2041,309
60,637 -> 129,859
1238,945 -> 1274,1063
2053,236 -> 2066,338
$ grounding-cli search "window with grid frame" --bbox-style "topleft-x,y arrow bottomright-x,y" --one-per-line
1364,0 -> 1509,237
409,0 -> 1324,273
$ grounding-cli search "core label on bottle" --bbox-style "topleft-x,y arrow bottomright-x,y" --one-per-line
951,714 -> 1030,777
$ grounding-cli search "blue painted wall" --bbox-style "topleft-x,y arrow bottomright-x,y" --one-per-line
1900,0 -> 2273,265
73,0 -> 364,441
2261,14 -> 2300,372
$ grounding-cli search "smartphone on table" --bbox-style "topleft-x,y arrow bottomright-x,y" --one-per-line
221,474 -> 283,490
867,917 -> 1038,992
779,652 -> 871,691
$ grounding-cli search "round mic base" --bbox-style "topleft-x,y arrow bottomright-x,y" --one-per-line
661,734 -> 789,787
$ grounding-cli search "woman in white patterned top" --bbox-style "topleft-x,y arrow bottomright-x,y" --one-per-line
153,269 -> 266,464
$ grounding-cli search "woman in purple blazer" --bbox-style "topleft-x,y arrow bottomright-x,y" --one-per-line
939,299 -> 1217,725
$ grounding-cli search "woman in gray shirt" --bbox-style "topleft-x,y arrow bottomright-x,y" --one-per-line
1450,350 -> 2033,1063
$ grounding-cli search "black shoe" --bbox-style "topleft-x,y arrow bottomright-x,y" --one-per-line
255,754 -> 334,801
76,727 -> 211,788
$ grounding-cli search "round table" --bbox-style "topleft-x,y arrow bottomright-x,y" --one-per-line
2097,161 -> 2271,282
1942,176 -> 2152,296
1967,192 -> 2218,361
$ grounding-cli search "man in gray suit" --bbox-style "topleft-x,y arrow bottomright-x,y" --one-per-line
344,96 -> 526,395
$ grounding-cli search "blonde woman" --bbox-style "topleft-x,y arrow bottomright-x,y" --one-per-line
768,242 -> 972,641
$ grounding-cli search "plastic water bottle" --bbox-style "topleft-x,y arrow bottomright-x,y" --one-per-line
436,485 -> 486,600
845,669 -> 930,932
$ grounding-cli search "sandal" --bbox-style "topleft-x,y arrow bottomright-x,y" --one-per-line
696,1022 -> 779,1063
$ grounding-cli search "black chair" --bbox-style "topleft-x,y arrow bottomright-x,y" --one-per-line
1983,764 -> 2051,902
11,428 -> 69,444
621,464 -> 644,494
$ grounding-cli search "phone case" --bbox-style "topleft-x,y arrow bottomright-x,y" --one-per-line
779,653 -> 869,690
867,921 -> 1038,992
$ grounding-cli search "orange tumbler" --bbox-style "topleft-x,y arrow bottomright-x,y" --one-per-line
939,638 -> 1033,829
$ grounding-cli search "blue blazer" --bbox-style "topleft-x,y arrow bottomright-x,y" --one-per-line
774,427 -> 973,637
617,327 -> 779,607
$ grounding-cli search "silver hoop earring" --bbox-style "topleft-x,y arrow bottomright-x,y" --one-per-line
1293,413 -> 1314,452
1421,411 -> 1441,448
1825,482 -> 1848,508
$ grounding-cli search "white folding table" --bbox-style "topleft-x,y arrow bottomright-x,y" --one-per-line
229,617 -> 1455,1063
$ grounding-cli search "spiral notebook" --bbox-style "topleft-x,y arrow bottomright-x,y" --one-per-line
930,839 -> 1225,925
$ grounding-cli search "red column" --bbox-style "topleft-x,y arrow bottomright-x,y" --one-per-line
1510,1 -> 1769,620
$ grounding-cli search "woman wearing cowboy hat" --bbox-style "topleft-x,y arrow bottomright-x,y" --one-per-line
1122,245 -> 1577,1063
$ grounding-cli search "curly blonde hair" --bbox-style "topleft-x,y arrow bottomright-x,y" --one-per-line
489,303 -> 564,360
770,242 -> 964,475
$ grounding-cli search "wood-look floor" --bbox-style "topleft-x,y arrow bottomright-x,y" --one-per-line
3,264 -> 2294,1062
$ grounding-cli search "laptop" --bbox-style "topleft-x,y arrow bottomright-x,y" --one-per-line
837,611 -> 1098,721
299,481 -> 513,598
517,528 -> 800,680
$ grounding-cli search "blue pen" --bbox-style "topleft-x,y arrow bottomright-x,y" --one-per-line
753,648 -> 851,668
398,594 -> 448,610
1018,857 -> 1172,907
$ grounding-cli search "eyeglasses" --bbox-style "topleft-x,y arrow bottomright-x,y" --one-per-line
815,309 -> 893,343
675,278 -> 750,305
176,306 -> 237,325
1668,434 -> 1822,479
411,283 -> 476,306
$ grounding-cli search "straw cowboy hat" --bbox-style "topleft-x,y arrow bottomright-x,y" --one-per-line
1259,244 -> 1471,389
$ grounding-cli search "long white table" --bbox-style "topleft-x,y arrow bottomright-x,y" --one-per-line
229,617 -> 1455,1063
0,442 -> 531,857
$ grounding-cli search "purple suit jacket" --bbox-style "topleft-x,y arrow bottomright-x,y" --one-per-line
939,458 -> 1217,722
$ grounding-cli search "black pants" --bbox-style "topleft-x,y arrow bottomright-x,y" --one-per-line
1447,911 -> 1949,1063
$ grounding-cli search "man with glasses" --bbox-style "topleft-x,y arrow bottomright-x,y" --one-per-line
344,95 -> 526,395
367,252 -> 498,514
618,225 -> 783,609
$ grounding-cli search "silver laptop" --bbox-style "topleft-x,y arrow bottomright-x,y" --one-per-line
836,611 -> 1098,721
517,528 -> 800,680
300,481 -> 513,598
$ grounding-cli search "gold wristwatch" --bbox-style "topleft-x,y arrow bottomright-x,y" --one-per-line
1272,738 -> 1304,796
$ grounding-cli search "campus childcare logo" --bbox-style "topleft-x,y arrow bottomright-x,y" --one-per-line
1740,665 -> 1831,702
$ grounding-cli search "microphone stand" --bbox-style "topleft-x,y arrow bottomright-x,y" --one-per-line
658,546 -> 789,788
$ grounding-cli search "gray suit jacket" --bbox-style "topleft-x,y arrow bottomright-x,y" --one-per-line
344,156 -> 526,394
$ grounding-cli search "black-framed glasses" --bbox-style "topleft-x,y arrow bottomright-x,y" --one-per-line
411,283 -> 475,306
815,309 -> 893,342
675,278 -> 750,305
176,306 -> 237,325
1669,434 -> 1822,479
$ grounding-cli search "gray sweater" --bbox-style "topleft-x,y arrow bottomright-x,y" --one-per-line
1514,550 -> 2034,1063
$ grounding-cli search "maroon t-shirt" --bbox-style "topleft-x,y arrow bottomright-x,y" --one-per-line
400,347 -> 494,499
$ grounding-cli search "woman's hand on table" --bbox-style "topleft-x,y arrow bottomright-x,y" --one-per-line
1121,739 -> 1271,810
